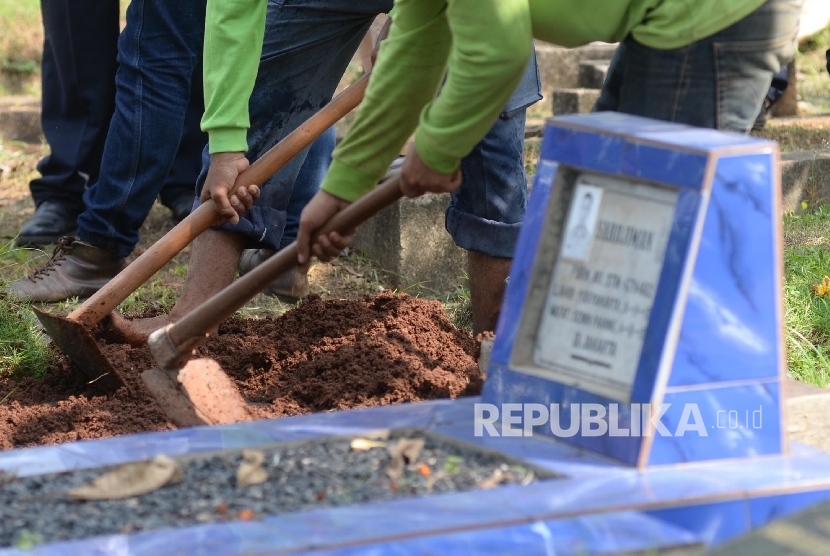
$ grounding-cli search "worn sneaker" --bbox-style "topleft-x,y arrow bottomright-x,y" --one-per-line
238,248 -> 309,303
7,237 -> 127,302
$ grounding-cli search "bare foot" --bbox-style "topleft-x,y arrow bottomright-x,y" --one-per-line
108,311 -> 177,346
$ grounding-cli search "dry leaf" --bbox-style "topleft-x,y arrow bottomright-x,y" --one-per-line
216,502 -> 229,515
813,276 -> 830,297
68,454 -> 182,500
477,469 -> 508,490
238,509 -> 255,521
385,438 -> 426,480
341,264 -> 364,277
350,438 -> 387,451
237,450 -> 268,487
417,463 -> 431,477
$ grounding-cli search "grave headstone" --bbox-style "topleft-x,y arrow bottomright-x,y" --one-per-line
485,112 -> 786,467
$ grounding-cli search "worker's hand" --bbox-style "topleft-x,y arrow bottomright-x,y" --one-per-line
201,152 -> 260,225
400,143 -> 462,199
297,191 -> 354,268
370,17 -> 393,67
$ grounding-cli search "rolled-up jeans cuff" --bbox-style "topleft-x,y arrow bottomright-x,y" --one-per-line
445,205 -> 521,259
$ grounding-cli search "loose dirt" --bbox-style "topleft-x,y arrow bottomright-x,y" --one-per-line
0,293 -> 482,450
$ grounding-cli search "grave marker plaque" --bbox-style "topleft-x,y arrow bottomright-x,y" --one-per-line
533,174 -> 678,402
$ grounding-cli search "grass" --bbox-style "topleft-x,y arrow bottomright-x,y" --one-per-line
783,204 -> 830,387
797,23 -> 830,115
0,0 -> 41,96
0,241 -> 53,379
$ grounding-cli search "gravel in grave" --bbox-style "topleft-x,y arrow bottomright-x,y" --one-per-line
0,431 -> 554,548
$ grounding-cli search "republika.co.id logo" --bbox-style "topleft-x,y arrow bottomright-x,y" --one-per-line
474,403 -> 763,437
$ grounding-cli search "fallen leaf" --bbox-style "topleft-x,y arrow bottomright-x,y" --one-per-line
238,509 -> 255,521
350,438 -> 387,451
315,490 -> 326,501
237,450 -> 268,487
812,276 -> 830,297
386,438 -> 426,480
417,463 -> 431,477
477,469 -> 508,490
216,502 -> 229,515
68,454 -> 182,500
341,264 -> 364,277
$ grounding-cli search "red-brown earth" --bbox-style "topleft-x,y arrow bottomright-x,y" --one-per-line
0,293 -> 482,449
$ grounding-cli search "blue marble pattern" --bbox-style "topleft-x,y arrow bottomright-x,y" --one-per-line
307,511 -> 703,556
648,381 -> 781,465
629,187 -> 701,403
491,159 -> 558,367
668,153 -> 781,386
646,500 -> 749,546
2,398 -> 830,555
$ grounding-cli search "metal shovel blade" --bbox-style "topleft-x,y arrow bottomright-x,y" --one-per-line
141,358 -> 251,428
33,307 -> 126,391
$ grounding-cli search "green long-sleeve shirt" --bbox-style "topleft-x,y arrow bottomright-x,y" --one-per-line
200,0 -> 767,199
321,0 -> 767,201
201,0 -> 267,154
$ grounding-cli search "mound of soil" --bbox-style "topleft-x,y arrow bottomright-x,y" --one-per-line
0,293 -> 482,450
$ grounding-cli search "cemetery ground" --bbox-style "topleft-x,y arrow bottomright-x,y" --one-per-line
1,5 -> 830,446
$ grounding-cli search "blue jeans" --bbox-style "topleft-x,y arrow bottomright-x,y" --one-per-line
208,0 -> 541,259
75,0 -> 334,258
595,0 -> 801,133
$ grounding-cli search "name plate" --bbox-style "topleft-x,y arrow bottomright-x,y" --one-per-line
534,173 -> 678,401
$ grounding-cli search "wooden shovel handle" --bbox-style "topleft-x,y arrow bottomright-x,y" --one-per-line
166,174 -> 404,353
69,72 -> 371,326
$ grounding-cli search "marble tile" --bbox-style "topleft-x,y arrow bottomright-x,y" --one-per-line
491,160 -> 559,367
668,153 -> 781,387
540,126 -> 626,177
646,500 -> 750,546
306,511 -> 702,556
748,489 -> 830,529
648,382 -> 782,465
619,141 -> 708,190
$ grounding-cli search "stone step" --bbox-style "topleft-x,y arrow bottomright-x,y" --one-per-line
552,88 -> 601,115
578,59 -> 610,89
0,96 -> 41,143
352,192 -> 466,295
534,41 -> 617,98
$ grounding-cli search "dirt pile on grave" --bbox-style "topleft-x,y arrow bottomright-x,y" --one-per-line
0,292 -> 482,449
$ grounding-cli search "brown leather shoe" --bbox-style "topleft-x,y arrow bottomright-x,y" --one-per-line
237,248 -> 310,303
7,237 -> 127,302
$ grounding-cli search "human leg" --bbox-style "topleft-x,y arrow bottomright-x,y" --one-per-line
448,53 -> 540,336
158,59 -> 209,223
19,0 -> 119,245
9,0 -> 206,302
77,0 -> 207,257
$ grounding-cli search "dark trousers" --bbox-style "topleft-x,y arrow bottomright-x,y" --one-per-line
33,0 -> 207,219
32,0 -> 120,212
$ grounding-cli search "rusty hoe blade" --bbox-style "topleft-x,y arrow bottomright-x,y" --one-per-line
141,359 -> 251,427
33,307 -> 126,391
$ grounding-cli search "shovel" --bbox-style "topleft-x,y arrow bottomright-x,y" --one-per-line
33,73 -> 371,391
142,174 -> 404,427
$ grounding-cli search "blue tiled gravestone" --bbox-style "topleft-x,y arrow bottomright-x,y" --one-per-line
484,112 -> 785,467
